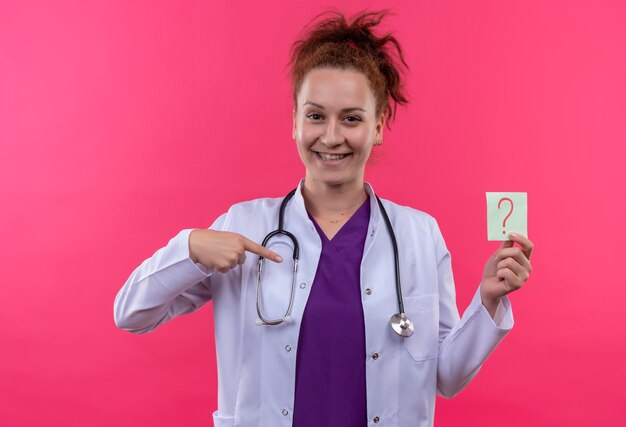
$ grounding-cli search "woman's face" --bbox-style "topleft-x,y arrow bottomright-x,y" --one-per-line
292,67 -> 384,188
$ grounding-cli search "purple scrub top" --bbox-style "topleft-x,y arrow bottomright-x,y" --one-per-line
292,195 -> 371,426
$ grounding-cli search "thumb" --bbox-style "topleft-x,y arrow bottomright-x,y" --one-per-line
500,239 -> 514,249
495,240 -> 514,259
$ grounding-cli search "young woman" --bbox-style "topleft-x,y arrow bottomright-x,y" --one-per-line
114,9 -> 533,427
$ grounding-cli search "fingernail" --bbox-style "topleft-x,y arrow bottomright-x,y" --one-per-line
509,232 -> 517,237
276,255 -> 283,262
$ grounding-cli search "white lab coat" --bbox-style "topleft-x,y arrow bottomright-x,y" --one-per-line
114,178 -> 513,427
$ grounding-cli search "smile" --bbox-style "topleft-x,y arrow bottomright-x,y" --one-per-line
313,151 -> 353,161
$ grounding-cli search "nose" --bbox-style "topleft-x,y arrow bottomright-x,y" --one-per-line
319,118 -> 344,147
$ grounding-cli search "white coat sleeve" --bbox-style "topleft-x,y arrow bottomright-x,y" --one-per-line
113,213 -> 228,334
432,217 -> 514,398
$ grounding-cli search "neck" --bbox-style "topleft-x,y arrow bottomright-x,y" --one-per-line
301,175 -> 368,218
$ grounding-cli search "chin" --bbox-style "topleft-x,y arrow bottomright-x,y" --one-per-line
310,173 -> 355,186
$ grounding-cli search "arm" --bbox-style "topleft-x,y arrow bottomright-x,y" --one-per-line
431,218 -> 514,398
113,213 -> 228,334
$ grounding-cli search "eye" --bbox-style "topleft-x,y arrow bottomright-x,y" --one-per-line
306,113 -> 362,123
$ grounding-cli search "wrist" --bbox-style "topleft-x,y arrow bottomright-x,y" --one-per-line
481,295 -> 500,309
480,283 -> 501,319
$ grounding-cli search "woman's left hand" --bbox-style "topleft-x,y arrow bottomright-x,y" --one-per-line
480,233 -> 534,310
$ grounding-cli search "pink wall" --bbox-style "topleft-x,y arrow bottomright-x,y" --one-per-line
1,0 -> 625,425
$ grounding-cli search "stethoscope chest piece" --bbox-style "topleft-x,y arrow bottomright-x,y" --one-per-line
390,312 -> 414,337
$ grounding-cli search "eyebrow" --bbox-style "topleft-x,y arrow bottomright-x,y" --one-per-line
303,101 -> 366,113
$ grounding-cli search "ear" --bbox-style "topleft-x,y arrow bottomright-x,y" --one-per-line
292,108 -> 297,139
376,113 -> 385,141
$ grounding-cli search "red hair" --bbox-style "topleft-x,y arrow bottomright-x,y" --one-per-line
287,8 -> 410,130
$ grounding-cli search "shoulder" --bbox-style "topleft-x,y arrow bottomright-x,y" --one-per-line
378,197 -> 438,230
210,195 -> 282,233
379,197 -> 448,255
221,195 -> 283,223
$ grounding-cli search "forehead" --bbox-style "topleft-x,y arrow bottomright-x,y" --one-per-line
298,68 -> 374,109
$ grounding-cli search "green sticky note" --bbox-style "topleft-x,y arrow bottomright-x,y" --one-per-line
486,192 -> 528,240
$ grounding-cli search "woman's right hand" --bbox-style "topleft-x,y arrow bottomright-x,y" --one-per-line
189,229 -> 283,273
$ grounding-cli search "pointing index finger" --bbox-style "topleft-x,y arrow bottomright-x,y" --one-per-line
243,236 -> 283,263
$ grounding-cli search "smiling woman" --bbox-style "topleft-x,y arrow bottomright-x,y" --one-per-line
114,7 -> 533,427
287,9 -> 410,233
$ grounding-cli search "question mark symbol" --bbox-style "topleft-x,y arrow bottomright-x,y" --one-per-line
498,197 -> 514,235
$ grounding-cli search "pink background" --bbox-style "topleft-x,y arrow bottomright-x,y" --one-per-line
2,0 -> 625,425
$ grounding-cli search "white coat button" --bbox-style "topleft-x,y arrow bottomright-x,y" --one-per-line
373,416 -> 380,423
285,345 -> 292,352
282,409 -> 289,416
365,288 -> 372,295
300,282 -> 307,289
372,352 -> 379,360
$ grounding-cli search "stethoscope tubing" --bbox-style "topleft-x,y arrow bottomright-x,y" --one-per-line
256,188 -> 411,336
374,194 -> 405,315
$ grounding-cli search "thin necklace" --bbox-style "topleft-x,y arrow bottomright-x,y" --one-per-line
315,214 -> 350,224
311,199 -> 366,224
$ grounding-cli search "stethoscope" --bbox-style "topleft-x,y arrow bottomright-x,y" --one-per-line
256,188 -> 414,337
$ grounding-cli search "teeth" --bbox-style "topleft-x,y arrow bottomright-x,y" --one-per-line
317,152 -> 349,161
